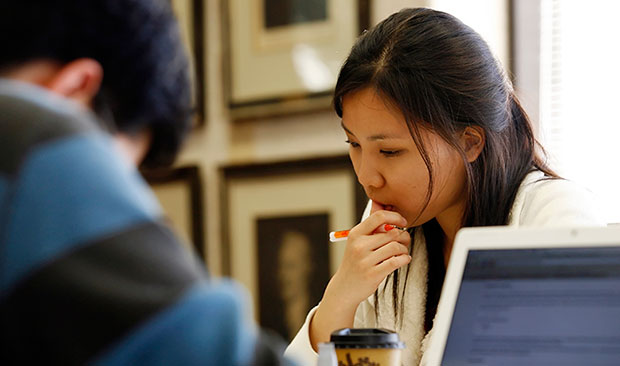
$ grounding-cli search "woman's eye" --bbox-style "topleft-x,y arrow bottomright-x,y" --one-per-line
345,140 -> 360,148
380,149 -> 402,156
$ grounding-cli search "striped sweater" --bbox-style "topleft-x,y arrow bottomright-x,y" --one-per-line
0,80 -> 287,365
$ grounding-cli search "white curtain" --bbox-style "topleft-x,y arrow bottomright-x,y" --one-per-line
540,0 -> 620,223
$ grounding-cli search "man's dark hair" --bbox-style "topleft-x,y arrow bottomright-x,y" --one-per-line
0,0 -> 193,167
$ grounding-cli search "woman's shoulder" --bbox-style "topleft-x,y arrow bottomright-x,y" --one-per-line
509,170 -> 605,227
518,170 -> 593,203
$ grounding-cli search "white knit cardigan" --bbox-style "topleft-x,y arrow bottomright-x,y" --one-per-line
285,171 -> 604,366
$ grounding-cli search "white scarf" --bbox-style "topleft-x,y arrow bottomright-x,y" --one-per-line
353,229 -> 432,366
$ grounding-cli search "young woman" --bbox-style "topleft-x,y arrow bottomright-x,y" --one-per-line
285,7 -> 603,366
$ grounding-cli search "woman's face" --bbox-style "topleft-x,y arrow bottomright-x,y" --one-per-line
341,87 -> 467,228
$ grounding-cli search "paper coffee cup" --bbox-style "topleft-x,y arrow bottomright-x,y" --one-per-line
330,328 -> 405,366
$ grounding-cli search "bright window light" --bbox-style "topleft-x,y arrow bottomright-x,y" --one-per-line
540,0 -> 620,223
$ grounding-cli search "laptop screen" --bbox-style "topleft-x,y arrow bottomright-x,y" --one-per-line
441,246 -> 620,366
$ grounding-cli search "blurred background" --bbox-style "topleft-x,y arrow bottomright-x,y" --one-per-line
147,0 -> 620,341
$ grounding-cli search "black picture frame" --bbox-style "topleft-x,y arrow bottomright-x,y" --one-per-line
171,0 -> 206,127
142,165 -> 206,261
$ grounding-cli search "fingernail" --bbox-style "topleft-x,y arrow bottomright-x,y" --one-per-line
384,224 -> 406,231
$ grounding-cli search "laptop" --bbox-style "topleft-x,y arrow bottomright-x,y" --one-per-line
426,226 -> 620,366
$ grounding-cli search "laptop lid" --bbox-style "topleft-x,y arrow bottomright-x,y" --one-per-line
426,226 -> 620,366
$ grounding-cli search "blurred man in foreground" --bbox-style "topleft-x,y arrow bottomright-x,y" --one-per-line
0,1 -> 288,364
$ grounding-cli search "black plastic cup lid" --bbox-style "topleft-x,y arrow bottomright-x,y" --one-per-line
330,328 -> 405,349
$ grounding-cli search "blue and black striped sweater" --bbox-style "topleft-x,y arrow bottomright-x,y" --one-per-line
0,80 -> 288,365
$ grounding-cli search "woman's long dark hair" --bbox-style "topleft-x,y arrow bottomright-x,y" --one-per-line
333,8 -> 557,331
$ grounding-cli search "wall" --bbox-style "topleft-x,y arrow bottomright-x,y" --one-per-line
175,0 -> 351,276
167,0 -> 516,277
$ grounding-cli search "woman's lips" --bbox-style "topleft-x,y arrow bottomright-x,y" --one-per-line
370,200 -> 407,227
371,200 -> 395,213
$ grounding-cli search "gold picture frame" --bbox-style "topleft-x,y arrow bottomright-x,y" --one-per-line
219,155 -> 367,328
222,0 -> 370,120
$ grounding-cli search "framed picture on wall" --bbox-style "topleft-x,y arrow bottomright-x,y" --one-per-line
220,155 -> 367,337
256,213 -> 330,341
142,165 -> 206,261
170,0 -> 206,126
222,0 -> 370,120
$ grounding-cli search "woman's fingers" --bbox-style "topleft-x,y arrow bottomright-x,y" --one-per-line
347,227 -> 410,254
375,251 -> 412,276
370,228 -> 411,251
326,209 -> 411,306
349,210 -> 407,239
370,241 -> 410,265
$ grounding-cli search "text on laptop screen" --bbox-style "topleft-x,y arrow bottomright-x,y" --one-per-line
441,246 -> 620,366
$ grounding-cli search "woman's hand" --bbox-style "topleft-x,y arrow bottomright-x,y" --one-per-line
328,210 -> 411,306
309,209 -> 411,350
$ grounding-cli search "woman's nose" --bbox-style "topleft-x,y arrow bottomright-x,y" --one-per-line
355,158 -> 385,190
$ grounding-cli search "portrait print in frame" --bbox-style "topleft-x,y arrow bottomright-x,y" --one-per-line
256,213 -> 330,341
220,155 -> 367,327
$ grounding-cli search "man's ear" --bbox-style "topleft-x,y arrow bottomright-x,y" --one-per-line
460,126 -> 485,162
45,58 -> 103,107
